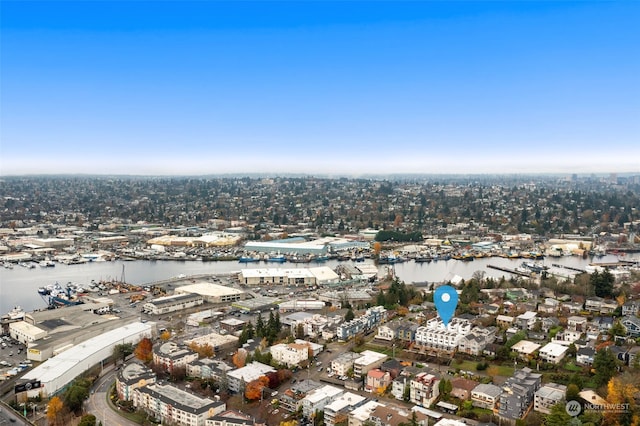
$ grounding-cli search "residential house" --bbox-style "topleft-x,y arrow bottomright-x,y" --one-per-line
540,317 -> 559,333
534,383 -> 567,414
516,311 -> 537,330
396,322 -> 419,344
450,378 -> 478,401
538,342 -> 569,364
576,347 -> 595,366
410,372 -> 440,408
348,401 -> 384,426
511,340 -> 541,360
391,376 -> 409,401
376,323 -> 398,341
553,329 -> 582,345
567,316 -> 588,331
622,316 -> 640,338
600,300 -> 618,315
538,298 -> 560,314
337,306 -> 386,341
622,301 -> 640,317
471,383 -> 502,410
366,369 -> 392,393
561,302 -> 583,314
279,379 -> 323,413
585,297 -> 603,312
457,327 -> 497,356
498,368 -> 542,420
496,315 -> 515,329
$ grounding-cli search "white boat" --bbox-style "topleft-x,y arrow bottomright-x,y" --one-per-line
3,306 -> 25,321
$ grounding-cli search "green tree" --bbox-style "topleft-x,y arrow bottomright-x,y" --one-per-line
255,313 -> 265,338
593,347 -> 618,387
591,269 -> 614,298
545,402 -> 574,426
78,414 -> 97,426
113,343 -> 133,363
345,308 -> 355,322
64,384 -> 89,413
566,383 -> 581,402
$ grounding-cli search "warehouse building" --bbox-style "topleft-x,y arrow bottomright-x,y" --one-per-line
21,321 -> 153,397
238,266 -> 339,287
142,293 -> 204,315
174,282 -> 244,304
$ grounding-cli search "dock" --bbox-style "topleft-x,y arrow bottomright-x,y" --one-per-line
589,260 -> 638,267
551,264 -> 586,273
487,264 -> 532,277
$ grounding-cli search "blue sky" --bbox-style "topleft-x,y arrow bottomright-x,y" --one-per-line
1,1 -> 639,176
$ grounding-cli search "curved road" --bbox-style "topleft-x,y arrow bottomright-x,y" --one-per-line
86,367 -> 138,426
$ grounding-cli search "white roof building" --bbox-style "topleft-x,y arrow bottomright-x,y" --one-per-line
301,384 -> 344,417
227,361 -> 276,393
511,340 -> 541,359
175,282 -> 244,304
538,342 -> 569,364
22,321 -> 153,397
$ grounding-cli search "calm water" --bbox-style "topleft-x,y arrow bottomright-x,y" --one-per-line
0,254 -> 631,315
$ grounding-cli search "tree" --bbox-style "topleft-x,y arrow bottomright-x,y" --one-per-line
113,343 -> 134,363
64,384 -> 89,413
160,330 -> 171,341
545,402 -> 574,426
46,396 -> 64,426
232,350 -> 247,368
345,308 -> 355,322
604,376 -> 639,426
134,337 -> 153,363
591,269 -> 614,298
566,383 -> 581,402
78,414 -> 97,426
593,347 -> 618,387
245,375 -> 269,400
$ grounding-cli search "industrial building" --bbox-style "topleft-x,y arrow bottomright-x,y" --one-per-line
174,282 -> 244,304
142,293 -> 204,315
21,321 -> 154,397
238,266 -> 339,287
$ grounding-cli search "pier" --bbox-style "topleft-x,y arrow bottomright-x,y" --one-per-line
589,260 -> 638,267
551,264 -> 586,273
486,264 -> 532,277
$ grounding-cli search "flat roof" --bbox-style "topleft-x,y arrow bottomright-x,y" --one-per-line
511,340 -> 541,354
540,342 -> 569,357
23,322 -> 153,385
175,282 -> 244,297
139,383 -> 222,414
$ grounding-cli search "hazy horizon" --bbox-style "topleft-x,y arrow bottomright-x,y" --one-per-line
1,1 -> 639,176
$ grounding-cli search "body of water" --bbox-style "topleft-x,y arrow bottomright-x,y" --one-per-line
0,254 -> 632,315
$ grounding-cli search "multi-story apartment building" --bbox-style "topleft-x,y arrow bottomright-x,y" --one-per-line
409,372 -> 440,408
353,350 -> 388,377
153,342 -> 199,373
330,352 -> 362,377
498,368 -> 542,420
415,318 -> 471,353
471,383 -> 502,410
337,306 -> 386,341
534,383 -> 566,414
226,362 -> 276,393
115,362 -> 156,401
301,385 -> 344,418
457,327 -> 497,356
323,392 -> 366,426
270,343 -> 309,367
133,383 -> 225,426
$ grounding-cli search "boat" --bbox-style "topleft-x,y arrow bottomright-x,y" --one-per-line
414,254 -> 433,263
38,287 -> 50,295
521,261 -> 548,274
39,260 -> 55,267
2,306 -> 25,321
238,256 -> 260,263
266,254 -> 286,263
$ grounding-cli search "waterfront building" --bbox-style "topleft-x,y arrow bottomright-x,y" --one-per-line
175,282 -> 244,304
238,266 -> 338,287
8,321 -> 47,344
142,293 -> 204,315
133,383 -> 225,426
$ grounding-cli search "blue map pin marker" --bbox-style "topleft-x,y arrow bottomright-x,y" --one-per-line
434,285 -> 458,327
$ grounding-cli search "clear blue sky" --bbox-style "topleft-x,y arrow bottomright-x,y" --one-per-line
1,1 -> 638,176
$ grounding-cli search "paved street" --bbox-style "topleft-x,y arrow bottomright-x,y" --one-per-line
86,367 -> 138,426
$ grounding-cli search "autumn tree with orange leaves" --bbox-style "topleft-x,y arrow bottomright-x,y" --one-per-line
134,337 -> 153,363
232,350 -> 247,368
189,342 -> 214,358
245,375 -> 269,400
46,396 -> 64,426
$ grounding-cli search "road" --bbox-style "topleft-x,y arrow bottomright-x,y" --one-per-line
86,367 -> 138,426
0,403 -> 28,426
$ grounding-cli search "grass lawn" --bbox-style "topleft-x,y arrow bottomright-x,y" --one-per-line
361,344 -> 395,357
451,360 -> 514,377
564,362 -> 582,372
